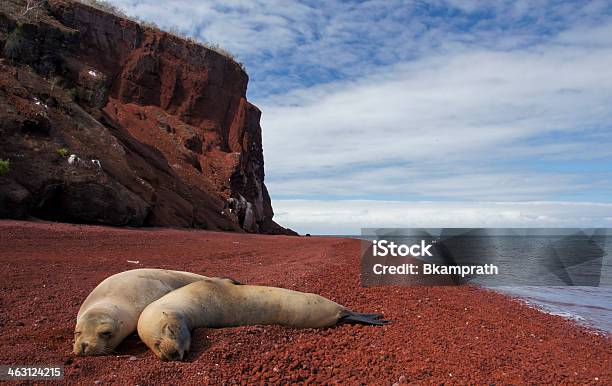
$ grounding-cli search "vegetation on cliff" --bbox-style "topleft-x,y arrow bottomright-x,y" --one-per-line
76,0 -> 246,72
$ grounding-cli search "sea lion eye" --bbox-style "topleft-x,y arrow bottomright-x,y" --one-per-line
165,325 -> 177,337
74,331 -> 82,336
99,331 -> 112,338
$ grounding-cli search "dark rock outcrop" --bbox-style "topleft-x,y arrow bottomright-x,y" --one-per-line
0,0 -> 294,234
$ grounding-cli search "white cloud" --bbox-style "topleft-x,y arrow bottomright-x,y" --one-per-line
259,21 -> 612,203
261,37 -> 612,171
273,200 -> 612,234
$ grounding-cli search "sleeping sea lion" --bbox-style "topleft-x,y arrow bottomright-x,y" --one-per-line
137,278 -> 388,361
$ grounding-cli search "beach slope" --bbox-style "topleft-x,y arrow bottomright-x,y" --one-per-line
0,220 -> 609,383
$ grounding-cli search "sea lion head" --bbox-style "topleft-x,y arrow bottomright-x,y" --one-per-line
144,311 -> 191,361
73,310 -> 123,356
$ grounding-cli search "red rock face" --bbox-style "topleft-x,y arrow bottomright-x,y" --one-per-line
0,0 -> 293,234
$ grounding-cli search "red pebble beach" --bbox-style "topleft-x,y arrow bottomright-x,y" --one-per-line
0,220 -> 610,384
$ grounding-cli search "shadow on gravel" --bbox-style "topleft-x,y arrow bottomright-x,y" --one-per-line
182,330 -> 212,362
114,334 -> 149,356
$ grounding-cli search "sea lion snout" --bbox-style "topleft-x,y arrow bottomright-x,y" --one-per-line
73,339 -> 95,356
152,333 -> 190,362
160,348 -> 184,362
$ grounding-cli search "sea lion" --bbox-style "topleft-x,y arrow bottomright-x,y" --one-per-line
73,268 -> 222,356
137,278 -> 388,361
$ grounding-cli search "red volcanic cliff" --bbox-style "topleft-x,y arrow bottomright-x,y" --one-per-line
0,0 -> 293,234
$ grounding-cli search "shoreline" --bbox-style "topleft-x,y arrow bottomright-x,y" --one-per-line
491,286 -> 612,334
0,220 -> 610,383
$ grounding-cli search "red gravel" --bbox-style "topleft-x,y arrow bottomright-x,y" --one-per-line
0,220 -> 610,384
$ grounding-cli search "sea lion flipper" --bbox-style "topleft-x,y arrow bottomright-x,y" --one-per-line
222,277 -> 243,285
339,311 -> 390,326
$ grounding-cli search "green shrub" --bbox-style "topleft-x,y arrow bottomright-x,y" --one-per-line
0,159 -> 10,176
57,147 -> 69,157
68,88 -> 77,101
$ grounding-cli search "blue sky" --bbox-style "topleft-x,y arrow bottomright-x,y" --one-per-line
106,0 -> 612,233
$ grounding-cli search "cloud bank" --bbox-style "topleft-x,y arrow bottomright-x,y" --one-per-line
274,200 -> 612,234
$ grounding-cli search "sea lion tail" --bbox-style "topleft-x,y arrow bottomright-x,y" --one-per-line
339,310 -> 390,326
